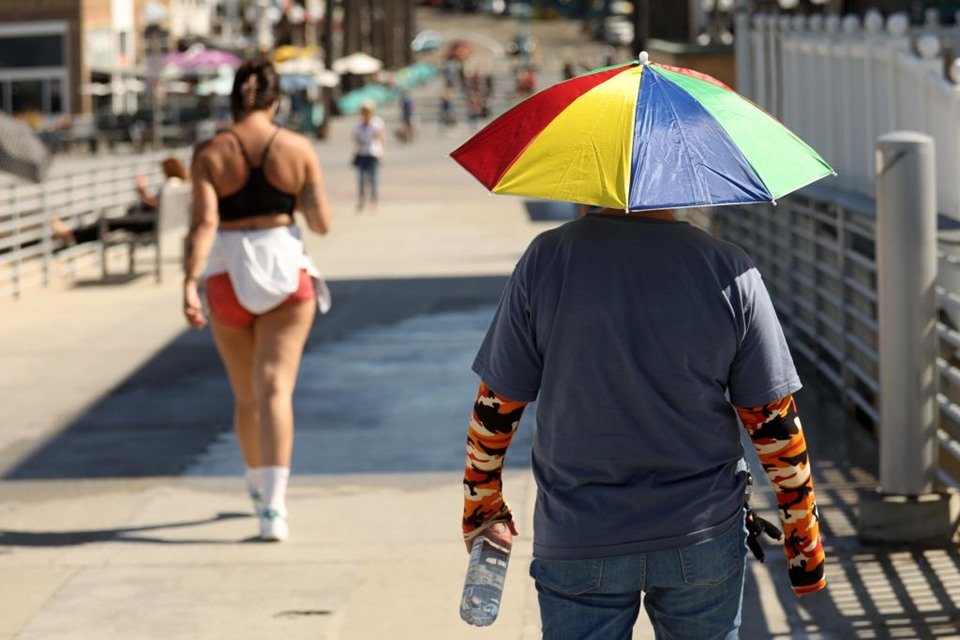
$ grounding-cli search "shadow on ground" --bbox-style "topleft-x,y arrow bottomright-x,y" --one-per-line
6,273 -> 960,637
739,362 -> 960,639
0,512 -> 251,547
4,275 -> 533,480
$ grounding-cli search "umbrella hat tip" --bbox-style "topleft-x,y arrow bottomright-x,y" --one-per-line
638,51 -> 650,66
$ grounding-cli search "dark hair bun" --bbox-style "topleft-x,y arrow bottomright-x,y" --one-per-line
230,59 -> 280,120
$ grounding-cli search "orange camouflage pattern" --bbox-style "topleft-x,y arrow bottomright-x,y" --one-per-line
462,382 -> 527,542
737,395 -> 826,595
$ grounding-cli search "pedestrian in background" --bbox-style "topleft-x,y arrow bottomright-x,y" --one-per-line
461,206 -> 826,638
439,87 -> 457,132
399,91 -> 416,143
352,100 -> 385,213
183,59 -> 333,542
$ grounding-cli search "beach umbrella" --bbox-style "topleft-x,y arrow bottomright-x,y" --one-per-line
332,52 -> 383,75
164,45 -> 241,77
0,112 -> 52,183
451,53 -> 834,211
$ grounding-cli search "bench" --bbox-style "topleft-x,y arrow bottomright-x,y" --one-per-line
99,178 -> 192,283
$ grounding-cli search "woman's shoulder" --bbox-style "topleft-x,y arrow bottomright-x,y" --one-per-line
272,126 -> 313,153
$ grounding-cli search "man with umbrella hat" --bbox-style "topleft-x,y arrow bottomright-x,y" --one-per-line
454,54 -> 830,638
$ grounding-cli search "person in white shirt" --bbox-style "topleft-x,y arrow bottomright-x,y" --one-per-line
352,100 -> 385,213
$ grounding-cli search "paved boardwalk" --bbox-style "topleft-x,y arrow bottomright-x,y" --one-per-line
2,99 -> 959,639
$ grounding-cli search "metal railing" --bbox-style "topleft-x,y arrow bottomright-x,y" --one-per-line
0,149 -> 190,298
713,187 -> 960,490
735,10 -> 960,218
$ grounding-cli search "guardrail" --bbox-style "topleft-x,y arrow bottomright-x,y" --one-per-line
0,149 -> 190,298
712,186 -> 960,490
734,10 -> 960,218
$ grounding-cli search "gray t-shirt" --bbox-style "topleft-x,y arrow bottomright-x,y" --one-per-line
472,214 -> 801,560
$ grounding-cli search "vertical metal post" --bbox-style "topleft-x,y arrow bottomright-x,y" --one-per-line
402,0 -> 415,66
41,182 -> 52,287
323,0 -> 337,70
875,132 -> 938,496
518,2 -> 531,68
383,0 -> 396,70
734,10 -> 752,95
631,0 -> 650,58
11,188 -> 20,298
344,0 -> 361,55
403,0 -> 415,66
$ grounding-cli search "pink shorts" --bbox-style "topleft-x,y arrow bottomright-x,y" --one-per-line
206,270 -> 315,328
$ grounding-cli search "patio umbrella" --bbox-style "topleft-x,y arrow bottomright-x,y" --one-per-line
332,52 -> 383,76
164,45 -> 241,77
451,53 -> 834,211
0,112 -> 52,183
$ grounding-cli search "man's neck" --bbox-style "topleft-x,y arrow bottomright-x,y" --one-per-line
600,208 -> 677,221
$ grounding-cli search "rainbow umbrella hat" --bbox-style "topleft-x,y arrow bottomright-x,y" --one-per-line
451,53 -> 834,211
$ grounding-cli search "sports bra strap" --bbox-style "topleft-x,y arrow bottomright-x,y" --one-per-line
226,129 -> 255,167
260,127 -> 281,166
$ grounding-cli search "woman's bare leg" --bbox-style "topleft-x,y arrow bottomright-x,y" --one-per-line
252,299 -> 315,466
209,318 -> 260,468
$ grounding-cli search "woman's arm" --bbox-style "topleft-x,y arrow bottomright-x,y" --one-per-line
182,144 -> 219,328
136,174 -> 159,209
297,140 -> 332,236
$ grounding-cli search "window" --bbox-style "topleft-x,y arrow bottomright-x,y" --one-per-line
11,79 -> 43,113
0,35 -> 65,68
0,81 -> 8,112
47,79 -> 63,114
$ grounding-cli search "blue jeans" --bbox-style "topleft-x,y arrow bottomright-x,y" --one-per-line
530,515 -> 746,640
356,155 -> 379,203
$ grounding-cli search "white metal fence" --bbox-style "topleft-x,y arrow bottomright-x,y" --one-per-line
730,10 -> 960,490
735,11 -> 960,218
713,188 -> 960,490
0,149 -> 190,298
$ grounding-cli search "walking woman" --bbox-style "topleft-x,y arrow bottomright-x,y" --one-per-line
183,59 -> 333,542
352,100 -> 385,213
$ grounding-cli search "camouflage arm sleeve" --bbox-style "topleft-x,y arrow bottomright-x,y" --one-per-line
462,382 -> 527,542
736,395 -> 827,596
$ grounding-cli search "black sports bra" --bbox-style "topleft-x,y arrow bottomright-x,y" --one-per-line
217,128 -> 297,222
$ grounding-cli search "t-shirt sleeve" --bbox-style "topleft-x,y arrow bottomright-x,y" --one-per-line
472,254 -> 542,403
727,267 -> 801,407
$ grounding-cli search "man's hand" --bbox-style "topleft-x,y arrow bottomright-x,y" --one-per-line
464,520 -> 518,553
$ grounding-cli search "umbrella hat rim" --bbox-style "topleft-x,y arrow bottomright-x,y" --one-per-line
451,59 -> 834,210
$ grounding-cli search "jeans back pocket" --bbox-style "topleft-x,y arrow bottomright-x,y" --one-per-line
679,516 -> 746,587
531,558 -> 604,596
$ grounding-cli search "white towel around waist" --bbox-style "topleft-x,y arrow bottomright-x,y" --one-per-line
204,225 -> 331,315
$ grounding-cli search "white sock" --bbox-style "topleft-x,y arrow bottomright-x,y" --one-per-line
261,466 -> 290,515
245,467 -> 263,499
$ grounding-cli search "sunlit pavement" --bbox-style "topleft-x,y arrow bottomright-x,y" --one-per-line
2,23 -> 960,640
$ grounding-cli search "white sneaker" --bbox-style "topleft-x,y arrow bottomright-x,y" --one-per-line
259,508 -> 289,542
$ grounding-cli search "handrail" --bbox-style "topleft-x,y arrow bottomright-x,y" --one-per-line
0,148 -> 190,298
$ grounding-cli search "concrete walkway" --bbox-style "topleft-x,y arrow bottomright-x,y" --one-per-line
2,98 -> 960,639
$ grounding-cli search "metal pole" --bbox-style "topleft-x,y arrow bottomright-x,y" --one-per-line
875,131 -> 938,496
734,10 -> 752,95
41,183 -> 51,287
518,2 -> 531,67
403,0 -> 415,66
632,0 -> 649,57
323,0 -> 336,69
344,0 -> 360,55
150,27 -> 162,150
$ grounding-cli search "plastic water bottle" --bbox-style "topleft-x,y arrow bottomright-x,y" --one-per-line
459,531 -> 512,626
